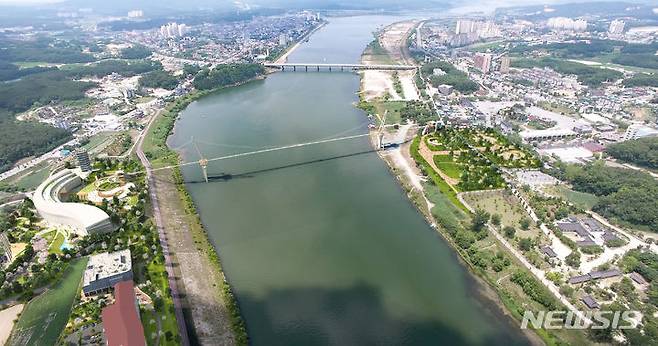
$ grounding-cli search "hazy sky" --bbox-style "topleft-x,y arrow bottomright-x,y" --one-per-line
0,0 -> 63,4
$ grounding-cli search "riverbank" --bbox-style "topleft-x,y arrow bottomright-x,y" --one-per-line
141,78 -> 268,345
273,21 -> 327,64
358,22 -> 550,346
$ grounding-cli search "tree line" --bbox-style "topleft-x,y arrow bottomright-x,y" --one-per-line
192,64 -> 264,90
547,161 -> 658,232
607,136 -> 658,169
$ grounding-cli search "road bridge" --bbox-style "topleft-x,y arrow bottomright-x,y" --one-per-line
264,62 -> 417,72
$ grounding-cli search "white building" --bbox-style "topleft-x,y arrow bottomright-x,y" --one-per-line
624,123 -> 658,141
127,10 -> 143,18
609,20 -> 625,35
32,169 -> 115,236
82,249 -> 133,296
279,34 -> 288,46
547,17 -> 587,31
160,22 -> 189,38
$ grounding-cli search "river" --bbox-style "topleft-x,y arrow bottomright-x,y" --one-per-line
168,15 -> 530,346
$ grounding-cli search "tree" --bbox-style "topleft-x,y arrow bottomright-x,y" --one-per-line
519,237 -> 533,252
491,214 -> 501,227
520,217 -> 531,230
471,209 -> 490,233
566,250 -> 581,268
503,226 -> 516,239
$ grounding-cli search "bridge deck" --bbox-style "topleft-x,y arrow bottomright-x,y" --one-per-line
264,63 -> 417,70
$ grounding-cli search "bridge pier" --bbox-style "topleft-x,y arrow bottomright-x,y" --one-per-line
293,66 -> 296,72
341,66 -> 344,71
317,66 -> 319,72
329,66 -> 332,72
305,66 -> 308,72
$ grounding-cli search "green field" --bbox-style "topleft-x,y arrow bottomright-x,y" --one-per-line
48,233 -> 65,255
436,162 -> 463,179
548,185 -> 599,210
9,258 -> 87,346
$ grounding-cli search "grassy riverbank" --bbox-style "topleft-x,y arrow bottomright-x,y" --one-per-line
397,136 -> 587,345
142,80 -> 265,345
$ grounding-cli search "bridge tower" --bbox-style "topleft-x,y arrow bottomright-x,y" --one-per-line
199,158 -> 209,183
377,110 -> 387,149
192,137 -> 209,183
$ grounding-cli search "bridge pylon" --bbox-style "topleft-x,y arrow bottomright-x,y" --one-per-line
199,158 -> 209,183
192,137 -> 210,183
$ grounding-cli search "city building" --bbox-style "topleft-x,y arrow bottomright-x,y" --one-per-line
101,280 -> 146,346
608,20 -> 625,35
127,10 -> 144,18
455,20 -> 500,38
624,123 -> 658,141
75,149 -> 92,172
279,33 -> 288,46
499,56 -> 511,73
160,22 -> 189,38
32,169 -> 115,236
82,249 -> 133,296
546,17 -> 587,31
473,53 -> 492,73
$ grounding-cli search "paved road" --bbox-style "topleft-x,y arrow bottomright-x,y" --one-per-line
135,110 -> 191,346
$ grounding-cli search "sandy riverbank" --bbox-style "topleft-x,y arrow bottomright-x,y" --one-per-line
274,22 -> 327,64
0,304 -> 23,345
359,20 -> 419,101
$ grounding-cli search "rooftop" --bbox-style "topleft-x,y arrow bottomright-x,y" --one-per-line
83,249 -> 132,287
101,280 -> 146,346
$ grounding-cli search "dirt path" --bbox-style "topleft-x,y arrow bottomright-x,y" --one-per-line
153,170 -> 236,345
0,304 -> 23,345
417,138 -> 460,187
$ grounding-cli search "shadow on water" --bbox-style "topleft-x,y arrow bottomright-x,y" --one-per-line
184,148 -> 379,184
227,283 -> 531,346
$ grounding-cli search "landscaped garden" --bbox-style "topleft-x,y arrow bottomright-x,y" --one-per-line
421,127 -> 540,192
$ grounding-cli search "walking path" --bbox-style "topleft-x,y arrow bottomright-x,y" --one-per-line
458,193 -> 593,325
135,110 -> 190,346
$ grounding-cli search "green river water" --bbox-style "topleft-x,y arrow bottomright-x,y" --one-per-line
168,15 -> 531,346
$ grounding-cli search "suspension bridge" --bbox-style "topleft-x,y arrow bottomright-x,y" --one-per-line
132,121 -> 427,181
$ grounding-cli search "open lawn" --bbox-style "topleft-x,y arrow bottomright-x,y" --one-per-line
8,258 -> 87,346
82,132 -> 116,153
436,162 -> 463,180
545,185 -> 599,211
48,233 -> 65,255
462,190 -> 528,228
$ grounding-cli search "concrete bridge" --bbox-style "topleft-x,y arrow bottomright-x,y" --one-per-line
264,63 -> 417,72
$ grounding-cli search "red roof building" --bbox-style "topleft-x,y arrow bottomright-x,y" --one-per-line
101,281 -> 146,346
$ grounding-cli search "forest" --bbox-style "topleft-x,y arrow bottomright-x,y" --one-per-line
139,70 -> 179,90
510,40 -> 658,71
0,110 -> 71,172
192,64 -> 264,90
422,61 -> 479,94
0,61 -> 55,82
0,38 -> 94,64
607,137 -> 658,169
548,162 -> 658,232
623,73 -> 658,87
120,45 -> 152,59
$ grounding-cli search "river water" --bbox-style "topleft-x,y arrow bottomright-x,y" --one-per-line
169,15 -> 530,346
